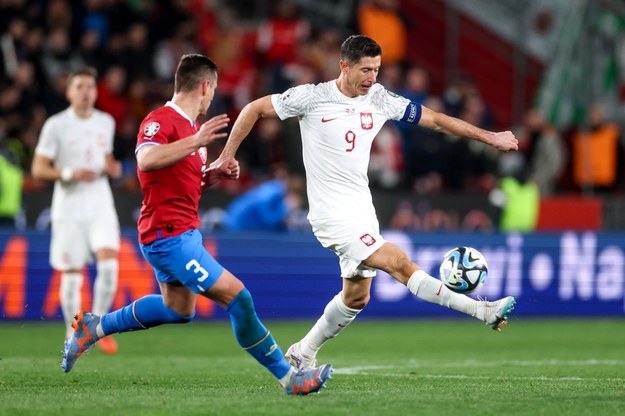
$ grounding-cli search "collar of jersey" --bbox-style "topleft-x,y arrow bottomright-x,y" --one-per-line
165,101 -> 196,127
332,79 -> 367,102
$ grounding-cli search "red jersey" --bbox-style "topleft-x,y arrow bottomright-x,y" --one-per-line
135,102 -> 209,244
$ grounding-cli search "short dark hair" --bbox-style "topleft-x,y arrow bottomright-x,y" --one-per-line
340,35 -> 382,65
174,54 -> 218,93
68,67 -> 98,84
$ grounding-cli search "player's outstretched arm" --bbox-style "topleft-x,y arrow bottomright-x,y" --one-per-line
213,96 -> 278,167
137,114 -> 229,172
418,106 -> 518,152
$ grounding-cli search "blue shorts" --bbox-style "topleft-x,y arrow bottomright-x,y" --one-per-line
140,229 -> 224,294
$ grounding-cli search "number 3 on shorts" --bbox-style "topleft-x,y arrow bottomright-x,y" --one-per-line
185,259 -> 209,282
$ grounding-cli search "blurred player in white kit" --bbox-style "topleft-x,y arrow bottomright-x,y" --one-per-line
32,67 -> 121,354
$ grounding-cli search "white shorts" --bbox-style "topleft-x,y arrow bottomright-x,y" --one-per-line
311,215 -> 386,278
50,211 -> 120,271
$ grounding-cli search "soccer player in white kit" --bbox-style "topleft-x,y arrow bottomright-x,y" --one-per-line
31,67 -> 121,354
213,35 -> 519,370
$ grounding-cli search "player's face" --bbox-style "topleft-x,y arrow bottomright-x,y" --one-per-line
342,56 -> 381,97
199,76 -> 218,115
66,75 -> 97,110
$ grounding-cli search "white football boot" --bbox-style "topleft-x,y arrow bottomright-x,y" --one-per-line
478,296 -> 516,332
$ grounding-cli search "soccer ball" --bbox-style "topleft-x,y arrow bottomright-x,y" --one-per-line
439,246 -> 488,293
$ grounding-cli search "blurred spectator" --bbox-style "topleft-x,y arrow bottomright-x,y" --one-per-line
388,200 -> 418,230
45,0 -> 73,31
153,21 -> 199,82
572,103 -> 622,193
517,109 -> 565,196
119,22 -> 153,82
377,62 -> 402,92
0,140 -> 23,228
399,65 -> 430,105
305,27 -> 342,81
223,173 -> 306,231
96,65 -> 128,131
149,0 -> 196,43
357,0 -> 407,64
490,166 -> 540,233
404,97 -> 453,191
41,71 -> 70,116
239,118 -> 286,180
191,0 -> 219,54
108,0 -> 140,37
257,0 -> 310,92
79,0 -> 110,49
211,27 -> 257,114
78,29 -> 106,72
126,78 -> 151,121
40,27 -> 84,84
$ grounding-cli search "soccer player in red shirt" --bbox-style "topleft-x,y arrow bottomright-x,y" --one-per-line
61,54 -> 332,395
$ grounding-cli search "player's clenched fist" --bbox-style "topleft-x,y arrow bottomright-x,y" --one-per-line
204,157 -> 239,188
194,114 -> 230,147
208,157 -> 240,180
490,131 -> 518,152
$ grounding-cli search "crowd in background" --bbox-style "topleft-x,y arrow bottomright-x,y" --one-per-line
0,0 -> 623,230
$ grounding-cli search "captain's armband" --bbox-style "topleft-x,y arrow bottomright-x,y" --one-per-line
400,102 -> 422,125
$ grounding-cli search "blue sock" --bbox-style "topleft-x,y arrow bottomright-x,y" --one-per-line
226,288 -> 291,380
101,294 -> 195,335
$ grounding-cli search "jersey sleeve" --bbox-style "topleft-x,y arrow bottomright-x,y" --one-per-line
34,118 -> 59,159
379,86 -> 412,121
135,112 -> 171,154
270,84 -> 315,120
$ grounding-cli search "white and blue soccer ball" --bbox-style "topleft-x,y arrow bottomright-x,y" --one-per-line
439,246 -> 488,294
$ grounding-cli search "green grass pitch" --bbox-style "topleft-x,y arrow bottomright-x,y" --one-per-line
1,318 -> 624,416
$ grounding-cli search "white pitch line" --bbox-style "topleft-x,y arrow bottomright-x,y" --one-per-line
333,359 -> 625,376
333,372 -> 624,382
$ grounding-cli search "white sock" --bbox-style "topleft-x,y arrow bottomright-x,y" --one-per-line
406,270 -> 477,317
92,258 -> 119,316
60,272 -> 83,338
300,292 -> 361,357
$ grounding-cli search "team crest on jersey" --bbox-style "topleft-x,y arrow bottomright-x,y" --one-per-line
360,112 -> 373,130
143,122 -> 160,138
198,147 -> 207,163
360,233 -> 376,246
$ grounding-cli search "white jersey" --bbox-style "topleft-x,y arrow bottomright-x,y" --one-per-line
35,107 -> 117,221
271,81 -> 410,221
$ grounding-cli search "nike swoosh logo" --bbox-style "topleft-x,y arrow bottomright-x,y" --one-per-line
321,117 -> 337,123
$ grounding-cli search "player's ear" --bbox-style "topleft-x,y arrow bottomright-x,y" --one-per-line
339,59 -> 349,73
